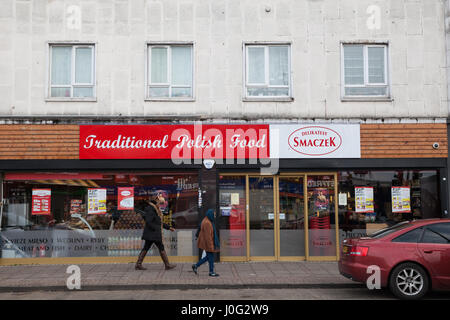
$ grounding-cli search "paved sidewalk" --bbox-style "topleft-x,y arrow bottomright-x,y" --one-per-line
0,261 -> 360,292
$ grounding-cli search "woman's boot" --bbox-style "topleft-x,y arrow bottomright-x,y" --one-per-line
135,249 -> 148,270
160,250 -> 176,270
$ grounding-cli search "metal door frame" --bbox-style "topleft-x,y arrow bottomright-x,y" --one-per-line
219,172 -> 340,262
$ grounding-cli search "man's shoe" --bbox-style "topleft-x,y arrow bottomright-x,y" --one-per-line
192,264 -> 198,275
209,272 -> 219,277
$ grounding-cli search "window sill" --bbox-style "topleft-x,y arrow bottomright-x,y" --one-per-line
341,97 -> 393,102
46,98 -> 97,102
145,98 -> 195,102
243,97 -> 294,102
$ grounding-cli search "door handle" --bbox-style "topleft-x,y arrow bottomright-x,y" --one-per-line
423,250 -> 433,254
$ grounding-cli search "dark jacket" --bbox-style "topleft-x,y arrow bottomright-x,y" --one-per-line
140,202 -> 171,241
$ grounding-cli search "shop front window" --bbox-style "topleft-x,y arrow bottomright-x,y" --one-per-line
338,170 -> 440,244
0,172 -> 199,259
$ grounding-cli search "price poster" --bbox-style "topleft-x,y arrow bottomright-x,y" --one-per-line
32,189 -> 51,215
118,187 -> 134,210
392,187 -> 411,213
70,199 -> 82,214
88,188 -> 107,214
355,187 -> 374,213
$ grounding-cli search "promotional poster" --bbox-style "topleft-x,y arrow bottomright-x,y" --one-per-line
88,188 -> 107,214
313,188 -> 329,211
31,189 -> 51,215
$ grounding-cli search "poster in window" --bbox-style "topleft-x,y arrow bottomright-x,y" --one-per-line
338,193 -> 348,206
314,188 -> 329,211
392,187 -> 411,213
230,193 -> 240,205
154,189 -> 169,214
118,187 -> 134,210
70,199 -> 82,215
88,188 -> 107,214
32,189 -> 51,215
355,187 -> 374,213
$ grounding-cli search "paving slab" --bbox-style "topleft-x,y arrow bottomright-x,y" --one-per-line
0,261 -> 357,292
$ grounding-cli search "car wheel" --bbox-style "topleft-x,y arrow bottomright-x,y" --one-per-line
389,263 -> 429,300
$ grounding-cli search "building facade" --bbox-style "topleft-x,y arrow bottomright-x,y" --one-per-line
0,0 -> 448,265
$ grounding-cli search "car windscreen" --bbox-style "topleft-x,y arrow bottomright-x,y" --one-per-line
368,221 -> 413,239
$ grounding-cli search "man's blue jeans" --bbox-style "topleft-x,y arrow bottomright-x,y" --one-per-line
195,251 -> 214,273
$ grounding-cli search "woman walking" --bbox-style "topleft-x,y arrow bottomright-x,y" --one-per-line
135,192 -> 176,271
192,209 -> 220,277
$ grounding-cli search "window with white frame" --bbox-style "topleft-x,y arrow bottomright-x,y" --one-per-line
245,44 -> 291,98
147,44 -> 193,99
342,44 -> 389,98
49,44 -> 95,98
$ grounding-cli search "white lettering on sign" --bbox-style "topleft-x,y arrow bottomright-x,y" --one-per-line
83,134 -> 169,150
175,134 -> 223,149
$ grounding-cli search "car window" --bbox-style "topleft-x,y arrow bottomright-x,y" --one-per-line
368,221 -> 412,239
421,225 -> 450,244
428,223 -> 450,240
392,227 -> 423,243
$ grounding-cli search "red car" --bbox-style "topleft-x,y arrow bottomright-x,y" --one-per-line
339,219 -> 450,299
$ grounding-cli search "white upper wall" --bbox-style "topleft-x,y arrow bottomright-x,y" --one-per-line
0,0 -> 447,120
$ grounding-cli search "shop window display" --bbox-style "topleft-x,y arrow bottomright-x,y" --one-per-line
338,170 -> 440,243
0,172 -> 199,259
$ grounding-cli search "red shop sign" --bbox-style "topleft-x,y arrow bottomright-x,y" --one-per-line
79,125 -> 270,160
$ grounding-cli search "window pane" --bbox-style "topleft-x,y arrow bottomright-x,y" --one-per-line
368,47 -> 385,84
75,47 -> 93,84
149,86 -> 169,97
422,229 -> 448,244
247,87 -> 289,97
73,87 -> 93,97
338,170 -> 441,245
428,223 -> 450,242
249,177 -> 275,256
1,173 -> 199,258
218,176 -> 247,257
151,47 -> 168,83
50,87 -> 71,97
51,46 -> 72,85
344,45 -> 364,85
269,46 -> 289,86
392,228 -> 423,243
345,86 -> 387,96
172,87 -> 192,98
171,46 -> 192,86
248,47 -> 265,84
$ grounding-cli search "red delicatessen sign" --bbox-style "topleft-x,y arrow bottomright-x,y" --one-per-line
79,125 -> 270,160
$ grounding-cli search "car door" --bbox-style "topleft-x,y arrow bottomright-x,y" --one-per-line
417,222 -> 450,289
